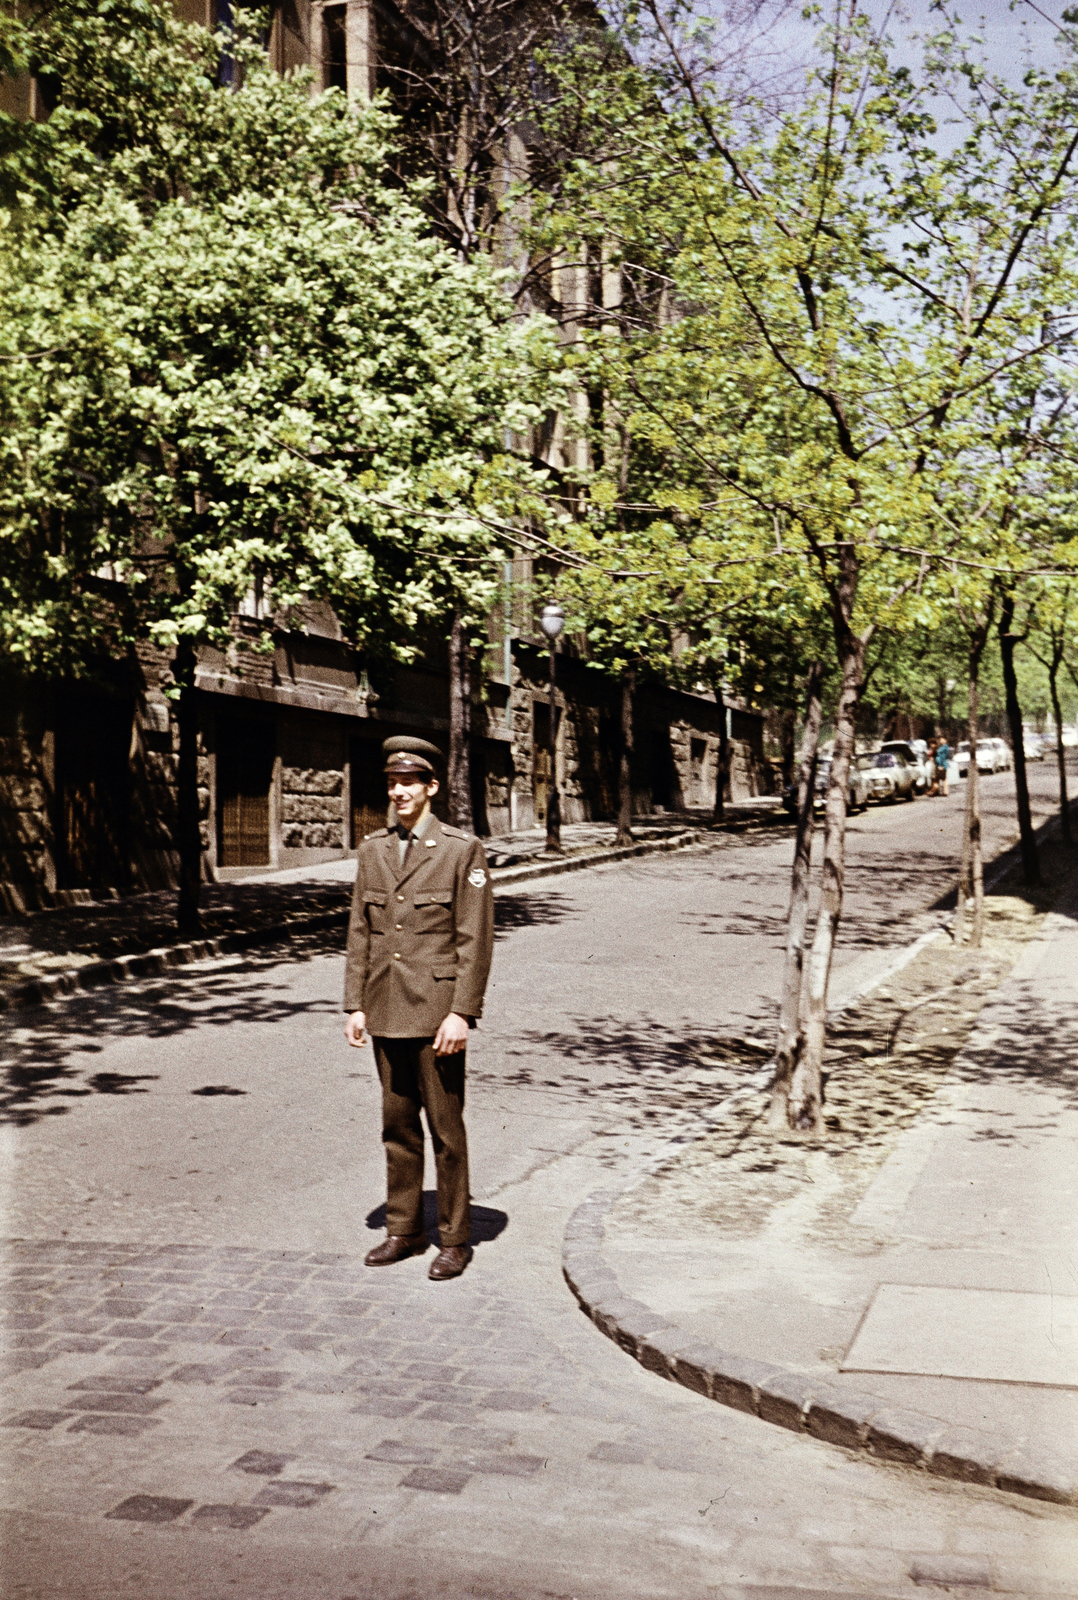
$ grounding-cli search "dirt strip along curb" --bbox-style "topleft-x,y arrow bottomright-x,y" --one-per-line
561,912 -> 1078,1510
0,827 -> 711,1016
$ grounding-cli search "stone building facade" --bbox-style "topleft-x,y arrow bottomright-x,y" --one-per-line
1,617 -> 767,911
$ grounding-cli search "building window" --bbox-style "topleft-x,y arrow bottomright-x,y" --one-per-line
323,5 -> 348,92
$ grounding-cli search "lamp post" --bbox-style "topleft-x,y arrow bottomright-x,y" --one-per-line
540,602 -> 565,852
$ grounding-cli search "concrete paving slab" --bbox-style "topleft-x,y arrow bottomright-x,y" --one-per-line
841,1284 -> 1078,1387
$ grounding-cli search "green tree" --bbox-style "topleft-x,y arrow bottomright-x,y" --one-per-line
0,0 -> 553,925
529,1 -> 1078,1127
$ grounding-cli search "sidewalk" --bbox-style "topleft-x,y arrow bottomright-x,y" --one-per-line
0,805 -> 784,1014
564,870 -> 1078,1505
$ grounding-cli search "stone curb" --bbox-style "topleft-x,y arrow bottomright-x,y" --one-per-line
0,908 -> 351,1016
489,827 -> 708,887
561,1191 -> 1077,1507
560,902 -> 1078,1510
0,826 -> 713,1017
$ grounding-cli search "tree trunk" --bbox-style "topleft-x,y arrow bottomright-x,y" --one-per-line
779,705 -> 796,789
957,633 -> 987,946
957,753 -> 971,940
769,660 -> 823,1128
174,640 -> 202,938
998,592 -> 1039,885
794,638 -> 864,1132
447,611 -> 473,831
714,690 -> 729,823
959,681 -> 985,947
1049,645 -> 1072,847
616,668 -> 634,845
969,729 -> 985,945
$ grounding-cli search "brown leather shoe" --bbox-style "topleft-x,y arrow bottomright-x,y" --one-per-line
428,1244 -> 472,1280
364,1235 -> 425,1267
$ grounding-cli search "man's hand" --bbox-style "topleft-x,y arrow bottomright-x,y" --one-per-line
433,1012 -> 469,1056
345,1011 -> 367,1047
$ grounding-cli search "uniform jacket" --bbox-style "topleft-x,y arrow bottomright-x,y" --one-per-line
343,817 -> 495,1038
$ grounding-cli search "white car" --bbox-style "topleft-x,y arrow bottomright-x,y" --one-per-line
1023,734 -> 1047,762
856,752 -> 895,801
880,740 -> 929,793
860,750 -> 917,801
981,737 -> 1012,773
955,737 -> 1010,775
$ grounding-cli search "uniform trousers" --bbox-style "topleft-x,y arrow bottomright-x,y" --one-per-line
373,1037 -> 471,1249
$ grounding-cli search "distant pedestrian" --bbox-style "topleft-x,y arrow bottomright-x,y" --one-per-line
935,737 -> 951,797
343,737 -> 494,1281
926,737 -> 939,796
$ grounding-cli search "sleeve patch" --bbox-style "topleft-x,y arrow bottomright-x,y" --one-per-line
468,868 -> 488,888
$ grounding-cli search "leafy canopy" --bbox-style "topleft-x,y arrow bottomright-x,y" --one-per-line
0,0 -> 559,674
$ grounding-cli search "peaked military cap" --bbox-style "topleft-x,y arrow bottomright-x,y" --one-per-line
383,735 -> 443,776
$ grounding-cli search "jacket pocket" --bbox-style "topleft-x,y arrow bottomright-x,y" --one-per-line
414,889 -> 453,934
432,962 -> 457,981
363,890 -> 388,933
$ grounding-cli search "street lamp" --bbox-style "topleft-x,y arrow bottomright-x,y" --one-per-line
540,602 -> 565,853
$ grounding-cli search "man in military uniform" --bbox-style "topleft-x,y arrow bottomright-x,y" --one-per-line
344,737 -> 494,1280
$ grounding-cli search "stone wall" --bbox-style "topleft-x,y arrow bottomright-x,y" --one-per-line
281,767 -> 344,851
128,646 -> 212,887
0,723 -> 53,914
0,633 -> 771,909
499,651 -> 611,832
278,714 -> 345,857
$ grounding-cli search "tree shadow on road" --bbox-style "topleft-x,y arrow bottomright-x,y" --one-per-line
480,1016 -> 772,1138
493,891 -> 580,940
0,935 -> 344,1128
1,894 -> 582,1128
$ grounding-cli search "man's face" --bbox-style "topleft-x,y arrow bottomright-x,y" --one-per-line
388,774 -> 437,827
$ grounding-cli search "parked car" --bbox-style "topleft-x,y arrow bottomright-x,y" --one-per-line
857,752 -> 894,802
782,754 -> 869,815
881,740 -> 930,793
1023,733 -> 1047,762
954,737 -> 1011,776
865,748 -> 917,800
980,737 -> 1012,773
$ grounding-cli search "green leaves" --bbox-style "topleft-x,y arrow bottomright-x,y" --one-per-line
0,0 -> 558,675
526,2 -> 1078,683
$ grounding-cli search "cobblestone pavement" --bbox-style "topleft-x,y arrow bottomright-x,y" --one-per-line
5,1235 -> 1074,1600
4,802 -> 1078,1598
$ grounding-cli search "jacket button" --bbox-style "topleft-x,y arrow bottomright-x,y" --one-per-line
393,952 -> 401,959
395,924 -> 402,931
396,895 -> 405,902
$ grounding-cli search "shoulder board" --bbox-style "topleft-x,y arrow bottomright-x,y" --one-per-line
363,827 -> 390,840
439,824 -> 467,840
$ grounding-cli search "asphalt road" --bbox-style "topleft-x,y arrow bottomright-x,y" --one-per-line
2,762 -> 1075,1599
